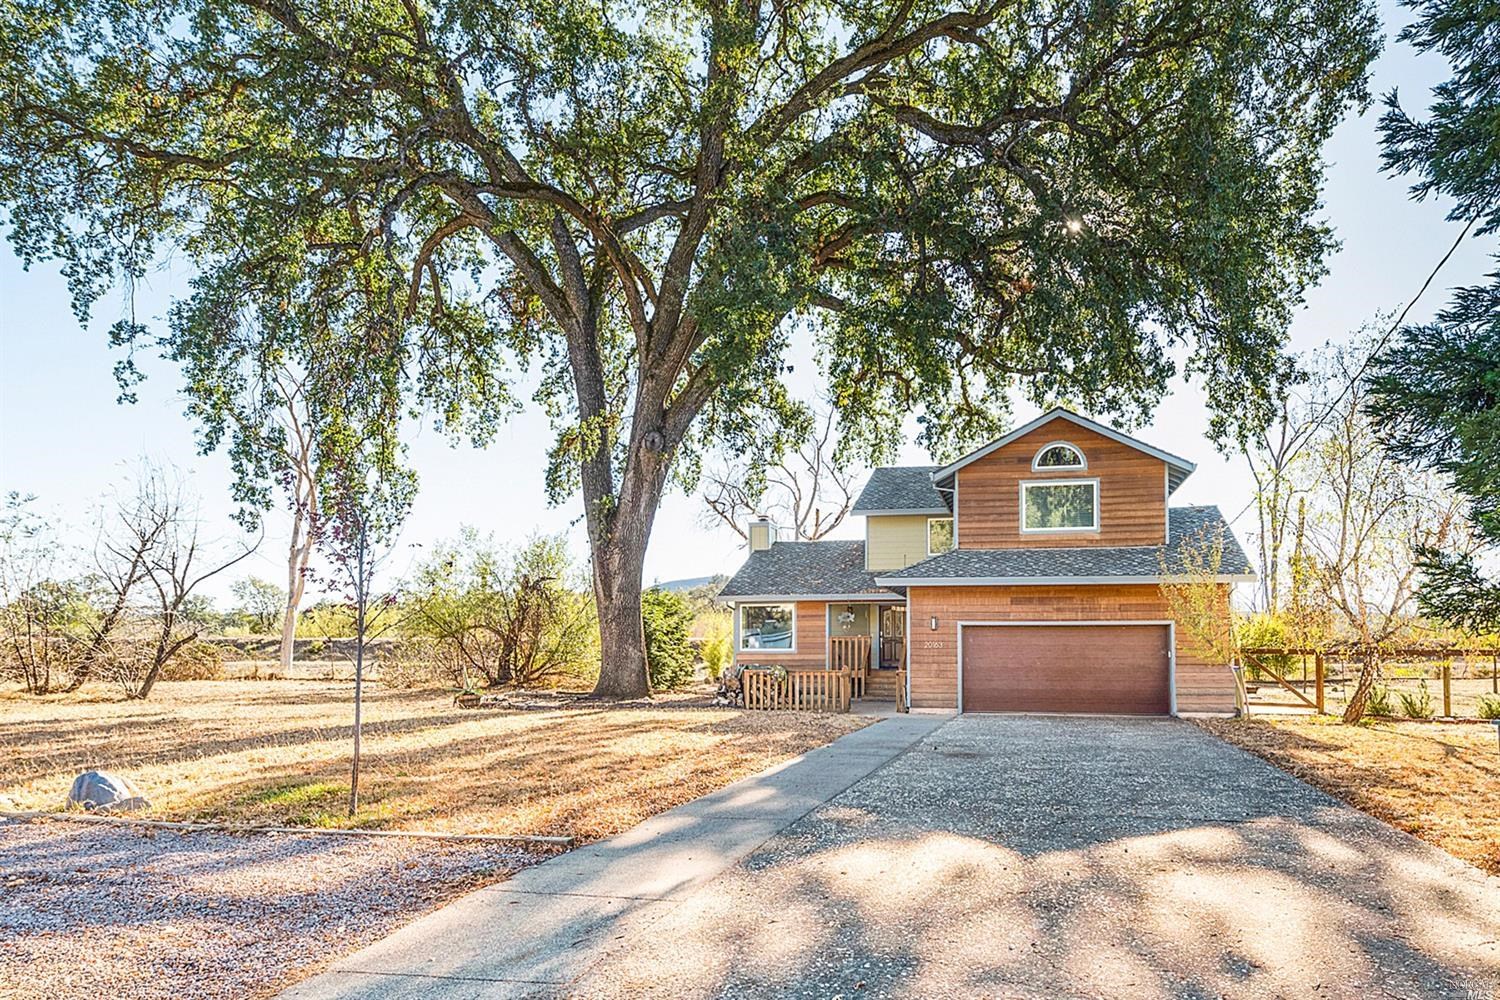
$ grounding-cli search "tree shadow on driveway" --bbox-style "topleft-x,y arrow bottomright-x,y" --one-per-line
567,716 -> 1500,999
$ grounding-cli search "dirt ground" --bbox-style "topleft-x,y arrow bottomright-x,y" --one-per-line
0,680 -> 867,837
0,680 -> 868,1000
0,821 -> 535,1000
1197,714 -> 1500,874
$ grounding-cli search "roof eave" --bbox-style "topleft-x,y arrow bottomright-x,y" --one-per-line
721,592 -> 899,602
930,408 -> 1197,482
872,573 -> 1256,587
851,506 -> 952,517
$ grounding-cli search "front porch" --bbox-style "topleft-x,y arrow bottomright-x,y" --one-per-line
735,598 -> 909,713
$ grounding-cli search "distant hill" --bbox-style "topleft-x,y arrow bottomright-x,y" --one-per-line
652,574 -> 723,593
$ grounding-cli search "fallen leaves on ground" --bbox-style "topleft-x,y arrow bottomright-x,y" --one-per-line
1197,715 -> 1500,874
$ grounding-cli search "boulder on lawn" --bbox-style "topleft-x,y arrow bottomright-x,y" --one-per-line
66,772 -> 151,813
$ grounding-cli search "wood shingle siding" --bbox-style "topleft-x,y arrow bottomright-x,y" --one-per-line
955,423 -> 1167,548
906,585 -> 1236,715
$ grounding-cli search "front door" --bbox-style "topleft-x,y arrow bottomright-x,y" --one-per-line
878,605 -> 906,669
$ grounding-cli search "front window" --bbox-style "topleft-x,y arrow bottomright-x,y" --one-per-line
1021,480 -> 1098,532
739,603 -> 795,651
927,517 -> 954,556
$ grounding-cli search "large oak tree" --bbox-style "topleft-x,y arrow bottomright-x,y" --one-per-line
1,0 -> 1378,696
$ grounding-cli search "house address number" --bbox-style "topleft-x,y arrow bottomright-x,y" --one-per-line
921,640 -> 946,649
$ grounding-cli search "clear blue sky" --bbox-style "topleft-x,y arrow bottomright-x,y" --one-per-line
0,0 -> 1491,605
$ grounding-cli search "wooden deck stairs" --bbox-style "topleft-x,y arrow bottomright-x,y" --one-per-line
863,670 -> 904,701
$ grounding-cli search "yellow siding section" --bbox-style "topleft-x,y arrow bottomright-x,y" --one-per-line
866,515 -> 934,571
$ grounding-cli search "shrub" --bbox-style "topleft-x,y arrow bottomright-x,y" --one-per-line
697,612 -> 732,680
1236,613 -> 1293,682
642,588 -> 694,690
1364,684 -> 1395,717
160,640 -> 226,681
377,638 -> 448,689
1397,680 -> 1434,719
0,578 -> 93,693
1475,693 -> 1500,720
404,530 -> 598,689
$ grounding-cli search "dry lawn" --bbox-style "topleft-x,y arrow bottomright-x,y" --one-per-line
0,680 -> 869,840
1197,715 -> 1500,875
0,681 -> 868,1000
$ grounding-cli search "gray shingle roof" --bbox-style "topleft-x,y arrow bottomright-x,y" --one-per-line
718,540 -> 895,599
875,507 -> 1255,583
851,466 -> 949,514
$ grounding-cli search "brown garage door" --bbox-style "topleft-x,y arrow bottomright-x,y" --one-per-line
961,624 -> 1171,715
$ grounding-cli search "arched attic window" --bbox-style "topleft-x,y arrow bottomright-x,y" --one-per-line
1031,442 -> 1086,471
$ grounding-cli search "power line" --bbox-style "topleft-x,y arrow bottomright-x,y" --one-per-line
1228,214 -> 1479,529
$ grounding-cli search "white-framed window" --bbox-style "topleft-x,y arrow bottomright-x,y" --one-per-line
738,603 -> 796,652
1031,441 -> 1087,471
927,517 -> 955,556
1020,478 -> 1099,532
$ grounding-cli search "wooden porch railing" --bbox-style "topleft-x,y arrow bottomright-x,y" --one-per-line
829,635 -> 870,699
742,668 -> 852,712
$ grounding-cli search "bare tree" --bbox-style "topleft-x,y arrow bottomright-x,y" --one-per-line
67,478 -> 174,690
270,374 -> 319,678
0,494 -> 88,693
101,465 -> 259,700
1290,348 -> 1474,721
1242,395 -> 1311,613
703,409 -> 855,541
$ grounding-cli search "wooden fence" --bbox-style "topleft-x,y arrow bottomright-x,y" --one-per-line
742,668 -> 853,712
829,636 -> 870,699
1239,646 -> 1500,716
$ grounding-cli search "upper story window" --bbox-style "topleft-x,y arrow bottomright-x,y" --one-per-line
1032,442 -> 1086,471
1021,479 -> 1099,532
927,517 -> 954,556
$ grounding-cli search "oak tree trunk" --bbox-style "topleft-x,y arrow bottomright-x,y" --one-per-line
583,425 -> 675,700
550,208 -> 702,700
594,571 -> 649,698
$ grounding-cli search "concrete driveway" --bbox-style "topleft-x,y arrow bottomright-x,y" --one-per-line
285,715 -> 1500,1000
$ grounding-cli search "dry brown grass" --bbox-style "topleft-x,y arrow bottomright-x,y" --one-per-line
0,680 -> 869,842
1197,715 -> 1500,874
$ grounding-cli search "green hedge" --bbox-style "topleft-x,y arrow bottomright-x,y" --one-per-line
642,588 -> 695,690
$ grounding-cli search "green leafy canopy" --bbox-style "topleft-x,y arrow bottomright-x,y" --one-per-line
1,0 -> 1378,490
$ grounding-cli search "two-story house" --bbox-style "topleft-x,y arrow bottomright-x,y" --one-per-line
719,407 -> 1255,716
